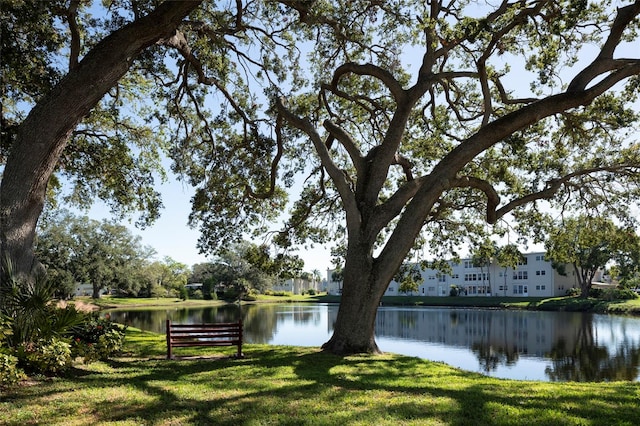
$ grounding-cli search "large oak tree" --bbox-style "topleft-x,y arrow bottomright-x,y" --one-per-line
271,0 -> 640,354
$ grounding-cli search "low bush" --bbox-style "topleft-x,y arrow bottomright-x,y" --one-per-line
264,290 -> 293,297
242,291 -> 258,301
69,313 -> 127,363
0,353 -> 25,387
567,287 -> 581,296
16,338 -> 72,375
599,288 -> 639,301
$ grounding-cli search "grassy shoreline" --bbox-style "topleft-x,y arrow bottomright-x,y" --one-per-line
2,327 -> 639,425
85,294 -> 640,316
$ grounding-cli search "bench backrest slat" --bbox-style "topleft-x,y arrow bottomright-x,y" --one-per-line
166,319 -> 243,359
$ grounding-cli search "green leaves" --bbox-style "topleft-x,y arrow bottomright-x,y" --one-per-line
35,210 -> 155,298
544,215 -> 640,294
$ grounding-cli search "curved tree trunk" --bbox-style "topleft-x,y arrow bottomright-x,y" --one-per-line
321,235 -> 403,355
0,1 -> 202,281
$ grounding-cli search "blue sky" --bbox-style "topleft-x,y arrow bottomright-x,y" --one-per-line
82,171 -> 334,275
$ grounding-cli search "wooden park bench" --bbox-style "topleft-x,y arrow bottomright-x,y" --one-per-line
166,319 -> 244,359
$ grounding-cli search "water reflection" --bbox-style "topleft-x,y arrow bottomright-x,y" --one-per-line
108,304 -> 640,382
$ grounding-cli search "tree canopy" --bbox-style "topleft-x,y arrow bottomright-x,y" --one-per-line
36,210 -> 157,298
188,241 -> 305,299
545,215 -> 640,296
272,0 -> 640,354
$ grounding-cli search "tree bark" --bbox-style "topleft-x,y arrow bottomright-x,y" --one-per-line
0,1 -> 202,281
321,229 -> 408,354
322,241 -> 388,354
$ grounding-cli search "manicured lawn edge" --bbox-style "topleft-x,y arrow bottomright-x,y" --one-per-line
83,294 -> 640,316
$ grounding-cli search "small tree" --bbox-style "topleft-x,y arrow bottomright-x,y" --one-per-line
471,239 -> 498,294
545,216 -> 624,298
495,244 -> 524,297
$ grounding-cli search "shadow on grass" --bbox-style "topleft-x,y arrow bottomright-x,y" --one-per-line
3,337 -> 639,425
79,347 -> 638,425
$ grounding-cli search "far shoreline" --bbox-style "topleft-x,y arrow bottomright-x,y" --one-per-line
76,293 -> 640,316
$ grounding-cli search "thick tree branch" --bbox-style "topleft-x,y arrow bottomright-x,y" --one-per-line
450,165 -> 639,225
322,120 -> 365,174
449,176 -> 501,223
331,62 -> 407,103
66,0 -> 81,70
276,98 -> 361,232
392,153 -> 414,181
568,1 -> 640,92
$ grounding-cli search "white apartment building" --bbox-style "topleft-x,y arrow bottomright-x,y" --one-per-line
327,252 -> 579,298
271,277 -> 321,295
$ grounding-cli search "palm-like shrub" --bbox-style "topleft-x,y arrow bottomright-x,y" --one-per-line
1,260 -> 84,375
0,271 -> 84,346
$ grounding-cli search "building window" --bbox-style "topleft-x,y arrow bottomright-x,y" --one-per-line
428,275 -> 436,280
513,285 -> 528,295
451,274 -> 459,279
428,286 -> 435,292
464,260 -> 473,268
535,270 -> 546,276
535,255 -> 543,261
513,271 -> 528,280
421,287 -> 425,294
438,274 -> 446,282
517,257 -> 528,266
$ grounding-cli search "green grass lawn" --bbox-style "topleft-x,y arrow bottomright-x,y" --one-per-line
2,327 -> 639,425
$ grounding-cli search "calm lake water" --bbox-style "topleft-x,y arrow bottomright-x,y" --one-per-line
107,303 -> 640,382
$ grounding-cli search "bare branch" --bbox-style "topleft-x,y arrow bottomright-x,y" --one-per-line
276,98 -> 361,231
392,153 -> 414,181
449,176 -> 500,223
322,120 -> 365,173
452,165 -> 640,225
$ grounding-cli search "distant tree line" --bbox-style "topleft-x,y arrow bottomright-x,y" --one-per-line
36,210 -> 189,298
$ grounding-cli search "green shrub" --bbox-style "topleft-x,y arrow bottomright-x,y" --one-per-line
567,287 -> 581,296
16,338 -> 72,375
307,289 -> 317,296
599,288 -> 639,301
265,290 -> 292,297
589,287 -> 603,298
0,315 -> 12,347
178,286 -> 189,300
0,352 -> 25,387
70,313 -> 126,363
242,292 -> 258,302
